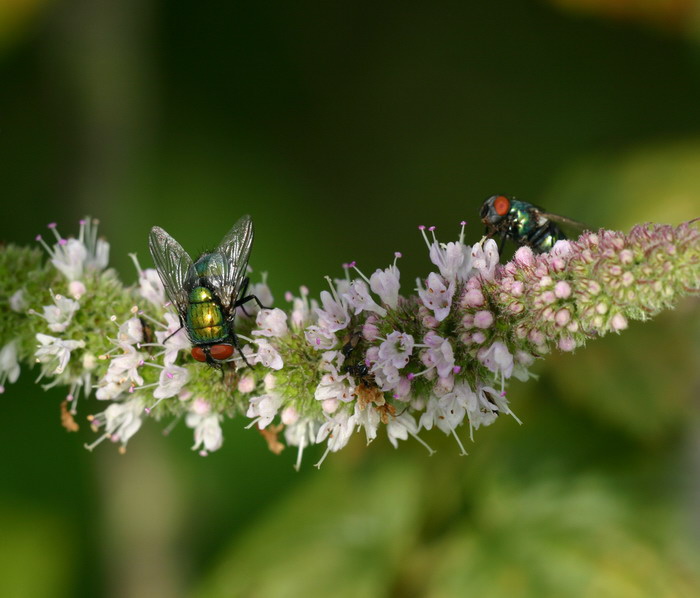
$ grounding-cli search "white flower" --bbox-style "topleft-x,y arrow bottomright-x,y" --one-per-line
417,272 -> 455,322
315,410 -> 358,467
287,286 -> 317,329
315,290 -> 350,334
35,333 -> 85,375
186,412 -> 223,455
422,332 -> 455,378
87,239 -> 110,272
153,365 -> 189,399
118,317 -> 144,345
32,293 -> 79,332
420,396 -> 461,435
95,379 -> 131,401
51,238 -> 88,280
420,394 -> 468,455
464,383 -> 499,436
471,239 -> 499,281
386,412 -> 422,449
254,339 -> 283,370
105,398 -> 143,443
353,402 -> 380,444
438,392 -> 467,432
315,367 -> 354,403
304,326 -> 337,350
377,331 -> 414,369
139,269 -> 166,307
9,290 -> 27,312
253,308 -> 289,337
155,312 -> 190,366
372,362 -> 401,391
105,344 -> 145,387
86,397 -> 144,451
369,264 -> 400,308
37,219 -> 109,281
477,341 -> 514,379
342,279 -> 387,316
468,384 -> 521,435
246,393 -> 282,429
442,380 -> 504,439
0,341 -> 21,392
430,240 -> 471,282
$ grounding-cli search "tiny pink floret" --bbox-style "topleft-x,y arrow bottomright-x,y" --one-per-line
555,308 -> 571,327
611,313 -> 628,331
554,281 -> 571,299
558,337 -> 576,352
474,310 -> 494,329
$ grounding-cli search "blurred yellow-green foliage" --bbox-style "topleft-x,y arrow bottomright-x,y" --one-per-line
1,1 -> 699,597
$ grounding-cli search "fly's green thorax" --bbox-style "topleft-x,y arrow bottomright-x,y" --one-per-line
510,199 -> 565,252
187,285 -> 228,343
194,253 -> 225,278
510,200 -> 541,237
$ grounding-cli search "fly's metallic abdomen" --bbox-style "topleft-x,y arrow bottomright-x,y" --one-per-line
187,286 -> 227,343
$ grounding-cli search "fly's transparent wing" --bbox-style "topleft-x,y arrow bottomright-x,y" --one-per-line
148,226 -> 194,315
210,215 -> 254,309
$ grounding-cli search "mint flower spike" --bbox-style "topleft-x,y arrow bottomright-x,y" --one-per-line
0,217 -> 697,468
488,221 -> 700,354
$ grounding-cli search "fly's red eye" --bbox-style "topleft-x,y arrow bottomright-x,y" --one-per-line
191,346 -> 207,362
494,195 -> 510,216
210,344 -> 234,361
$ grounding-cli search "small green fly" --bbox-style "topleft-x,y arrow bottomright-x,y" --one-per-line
480,194 -> 587,254
149,215 -> 265,368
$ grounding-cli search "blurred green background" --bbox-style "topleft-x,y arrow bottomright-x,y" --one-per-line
2,1 -> 700,597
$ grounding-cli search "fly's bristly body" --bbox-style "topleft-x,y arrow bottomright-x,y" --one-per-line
148,215 -> 264,368
480,194 -> 586,254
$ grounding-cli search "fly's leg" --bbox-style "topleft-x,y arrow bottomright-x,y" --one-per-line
162,316 -> 186,343
231,331 -> 254,369
234,277 -> 269,317
235,277 -> 269,314
236,277 -> 252,316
